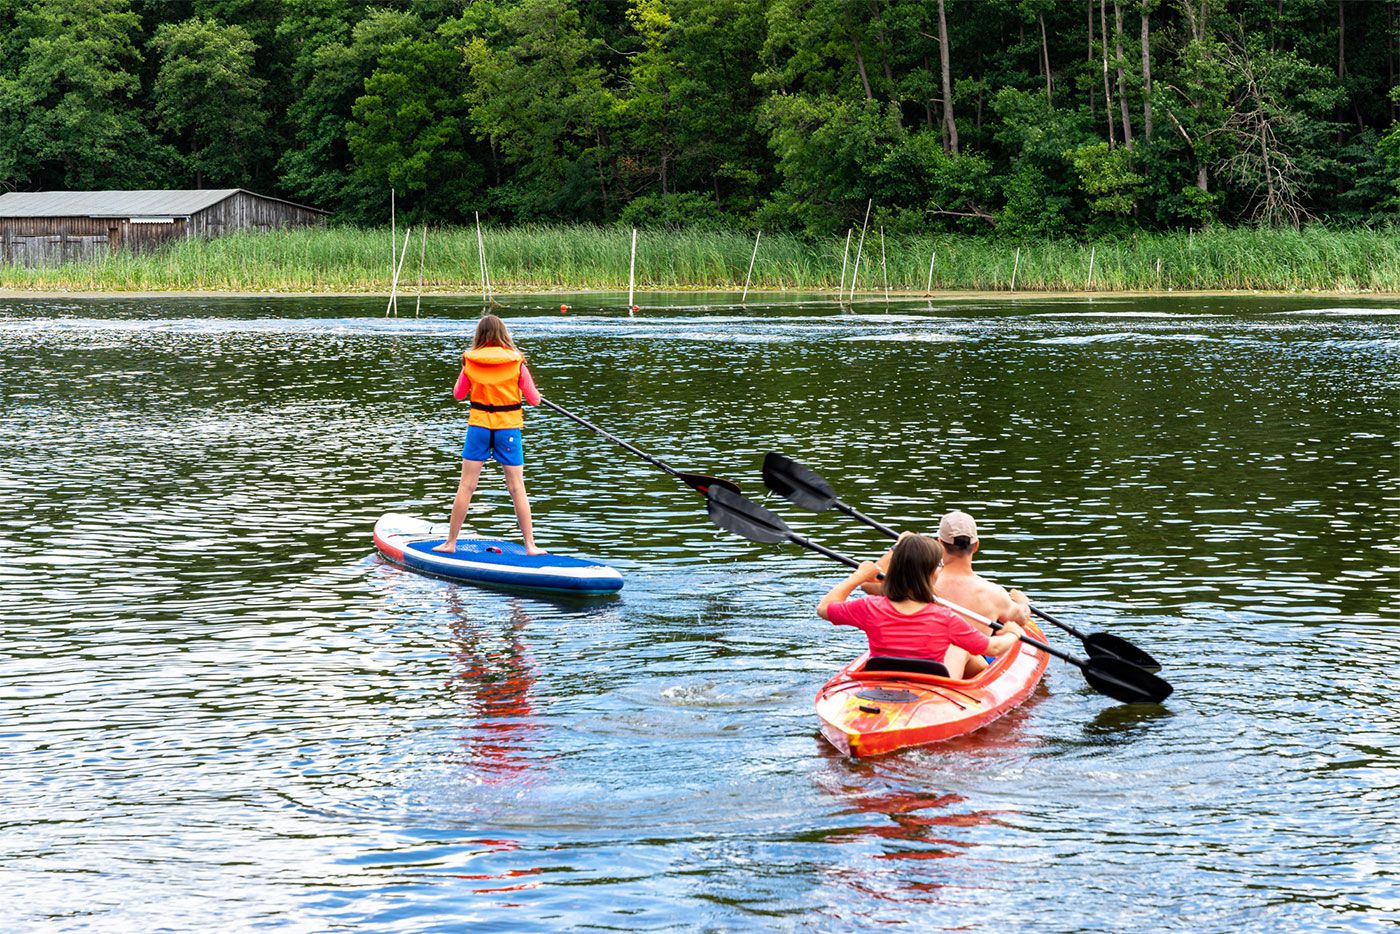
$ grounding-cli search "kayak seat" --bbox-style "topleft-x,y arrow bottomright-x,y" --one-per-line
863,656 -> 951,678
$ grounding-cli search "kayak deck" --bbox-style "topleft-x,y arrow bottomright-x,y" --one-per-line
815,623 -> 1049,758
373,513 -> 623,594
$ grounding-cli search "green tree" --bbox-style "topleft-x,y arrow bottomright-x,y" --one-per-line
613,0 -> 769,219
0,0 -> 168,189
152,17 -> 267,187
346,27 -> 483,220
276,8 -> 423,217
460,0 -> 615,219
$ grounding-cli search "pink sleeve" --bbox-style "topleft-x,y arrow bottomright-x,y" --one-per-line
519,364 -> 541,406
826,597 -> 873,630
453,369 -> 470,401
946,612 -> 992,655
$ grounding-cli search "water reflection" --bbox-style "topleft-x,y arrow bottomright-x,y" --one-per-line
442,590 -> 544,785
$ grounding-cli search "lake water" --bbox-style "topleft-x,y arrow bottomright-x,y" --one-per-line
1,292 -> 1396,931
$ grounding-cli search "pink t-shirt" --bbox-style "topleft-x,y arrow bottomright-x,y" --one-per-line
453,364 -> 541,405
826,595 -> 991,661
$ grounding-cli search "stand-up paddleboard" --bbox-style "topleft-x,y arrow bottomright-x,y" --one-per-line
373,513 -> 623,595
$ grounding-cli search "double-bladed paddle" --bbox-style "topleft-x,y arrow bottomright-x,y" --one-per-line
761,452 -> 1163,673
540,397 -> 740,495
705,484 -> 1173,705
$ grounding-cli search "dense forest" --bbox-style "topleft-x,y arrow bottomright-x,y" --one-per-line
1,0 -> 1397,238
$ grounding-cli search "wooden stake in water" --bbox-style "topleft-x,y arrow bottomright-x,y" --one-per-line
849,199 -> 872,302
879,227 -> 889,299
838,229 -> 852,301
475,212 -> 488,304
385,227 -> 411,317
627,227 -> 638,313
926,246 -> 936,293
1086,245 -> 1096,291
1011,246 -> 1021,291
415,225 -> 426,318
741,229 -> 762,303
390,188 -> 397,316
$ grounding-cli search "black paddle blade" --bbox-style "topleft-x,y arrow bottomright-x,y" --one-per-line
1082,656 -> 1174,705
705,485 -> 793,545
1084,632 -> 1162,673
677,472 -> 742,495
762,452 -> 838,511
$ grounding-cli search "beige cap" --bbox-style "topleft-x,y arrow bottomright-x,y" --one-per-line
938,510 -> 978,543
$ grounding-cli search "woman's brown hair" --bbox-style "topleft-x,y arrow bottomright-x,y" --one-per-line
472,314 -> 516,351
882,534 -> 943,604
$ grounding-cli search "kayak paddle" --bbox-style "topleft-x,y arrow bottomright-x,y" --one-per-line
761,451 -> 1163,673
704,484 -> 1173,705
540,397 -> 740,495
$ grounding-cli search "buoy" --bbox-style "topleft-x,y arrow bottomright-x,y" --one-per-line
560,304 -> 570,314
630,305 -> 640,315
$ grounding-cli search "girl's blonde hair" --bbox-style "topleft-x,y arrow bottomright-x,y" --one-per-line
472,314 -> 516,351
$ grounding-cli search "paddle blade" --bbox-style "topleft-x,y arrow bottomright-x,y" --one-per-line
677,472 -> 741,495
705,485 -> 792,545
1084,632 -> 1163,673
762,452 -> 838,511
1082,656 -> 1174,705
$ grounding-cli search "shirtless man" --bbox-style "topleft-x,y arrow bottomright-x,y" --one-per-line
933,510 -> 1030,631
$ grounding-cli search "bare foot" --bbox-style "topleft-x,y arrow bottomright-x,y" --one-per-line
431,541 -> 457,553
525,544 -> 548,556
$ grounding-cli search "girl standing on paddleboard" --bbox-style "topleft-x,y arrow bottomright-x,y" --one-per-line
434,314 -> 546,555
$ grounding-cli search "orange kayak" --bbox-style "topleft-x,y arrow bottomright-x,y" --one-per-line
815,622 -> 1050,758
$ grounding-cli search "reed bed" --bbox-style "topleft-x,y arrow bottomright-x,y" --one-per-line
2,224 -> 1396,294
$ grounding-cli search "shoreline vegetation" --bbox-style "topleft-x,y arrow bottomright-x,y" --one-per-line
2,225 -> 1397,296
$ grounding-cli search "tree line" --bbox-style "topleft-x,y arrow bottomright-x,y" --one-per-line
1,0 -> 1397,237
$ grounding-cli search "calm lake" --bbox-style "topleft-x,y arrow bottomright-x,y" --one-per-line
2,293 -> 1396,931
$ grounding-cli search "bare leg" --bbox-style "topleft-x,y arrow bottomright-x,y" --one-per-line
502,464 -> 544,554
942,645 -> 972,680
433,459 -> 484,552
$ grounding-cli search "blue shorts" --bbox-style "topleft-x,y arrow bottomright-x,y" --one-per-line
462,425 -> 524,466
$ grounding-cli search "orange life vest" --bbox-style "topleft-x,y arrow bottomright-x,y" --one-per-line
463,345 -> 525,430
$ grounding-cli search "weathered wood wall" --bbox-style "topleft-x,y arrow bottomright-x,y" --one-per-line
1,233 -> 113,266
0,191 -> 327,266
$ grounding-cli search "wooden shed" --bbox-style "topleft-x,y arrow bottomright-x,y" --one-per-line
0,189 -> 330,266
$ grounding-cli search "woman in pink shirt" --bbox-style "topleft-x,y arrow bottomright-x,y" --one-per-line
817,534 -> 1024,678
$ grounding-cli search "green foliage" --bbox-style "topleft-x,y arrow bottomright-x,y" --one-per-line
1069,142 -> 1145,219
461,0 -> 614,220
0,0 -> 167,189
152,17 -> 266,187
0,0 -> 1393,248
346,27 -> 482,220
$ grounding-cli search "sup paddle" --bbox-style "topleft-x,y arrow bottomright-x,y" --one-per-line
704,484 -> 1173,705
540,397 -> 740,495
761,451 -> 1163,673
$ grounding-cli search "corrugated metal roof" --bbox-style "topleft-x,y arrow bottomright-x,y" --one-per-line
0,189 -> 327,218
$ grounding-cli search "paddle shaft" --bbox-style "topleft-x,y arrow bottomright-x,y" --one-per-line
541,397 -> 717,491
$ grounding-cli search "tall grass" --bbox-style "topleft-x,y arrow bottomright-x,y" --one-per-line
2,223 -> 1396,293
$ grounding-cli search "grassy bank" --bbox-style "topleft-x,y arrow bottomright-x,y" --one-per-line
2,224 -> 1397,294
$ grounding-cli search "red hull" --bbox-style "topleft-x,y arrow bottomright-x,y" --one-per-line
815,623 -> 1050,758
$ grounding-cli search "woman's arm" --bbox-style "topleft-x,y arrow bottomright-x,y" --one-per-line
984,621 -> 1024,655
818,561 -> 881,620
858,547 -> 894,596
859,531 -> 913,595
